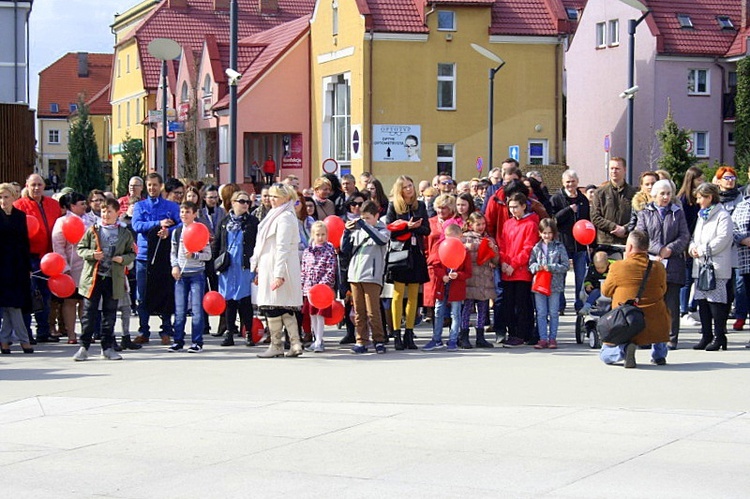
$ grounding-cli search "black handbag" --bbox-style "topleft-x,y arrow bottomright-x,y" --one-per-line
386,239 -> 411,271
30,287 -> 44,313
598,260 -> 653,345
697,247 -> 716,291
214,252 -> 230,273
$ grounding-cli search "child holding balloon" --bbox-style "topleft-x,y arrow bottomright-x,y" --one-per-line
423,223 -> 472,352
74,198 -> 136,361
169,201 -> 212,353
301,221 -> 337,353
528,218 -> 569,349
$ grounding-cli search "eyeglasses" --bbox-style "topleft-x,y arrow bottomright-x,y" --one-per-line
404,143 -> 417,148
722,175 -> 736,181
234,199 -> 251,204
350,202 -> 363,207
440,181 -> 453,186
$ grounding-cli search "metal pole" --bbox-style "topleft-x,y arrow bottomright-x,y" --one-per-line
626,18 -> 636,185
488,67 -> 494,173
161,59 -> 168,180
229,0 -> 238,184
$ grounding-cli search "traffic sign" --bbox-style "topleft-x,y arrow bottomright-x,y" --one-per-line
509,145 -> 520,161
604,134 -> 610,153
476,157 -> 483,173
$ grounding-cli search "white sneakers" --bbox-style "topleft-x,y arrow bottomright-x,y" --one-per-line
73,347 -> 122,361
73,347 -> 88,361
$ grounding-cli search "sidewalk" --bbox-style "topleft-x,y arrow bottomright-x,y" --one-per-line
1,283 -> 749,497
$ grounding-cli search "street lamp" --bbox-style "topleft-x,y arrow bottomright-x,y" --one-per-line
471,43 -> 505,174
620,0 -> 651,184
228,0 -> 238,184
148,38 -> 181,180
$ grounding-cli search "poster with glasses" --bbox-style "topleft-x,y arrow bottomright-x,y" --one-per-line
372,125 -> 421,162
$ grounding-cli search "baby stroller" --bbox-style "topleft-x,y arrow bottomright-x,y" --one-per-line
574,289 -> 610,349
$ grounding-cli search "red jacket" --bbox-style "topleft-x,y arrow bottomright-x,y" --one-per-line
499,213 -> 540,282
485,188 -> 549,249
13,195 -> 62,256
427,238 -> 472,302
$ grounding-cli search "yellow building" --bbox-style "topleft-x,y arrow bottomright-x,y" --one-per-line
310,0 -> 576,187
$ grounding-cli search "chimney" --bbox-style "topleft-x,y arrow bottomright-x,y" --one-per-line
168,0 -> 188,9
214,0 -> 229,10
77,52 -> 89,78
259,0 -> 279,15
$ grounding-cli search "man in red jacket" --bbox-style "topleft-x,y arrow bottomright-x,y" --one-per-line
13,173 -> 62,342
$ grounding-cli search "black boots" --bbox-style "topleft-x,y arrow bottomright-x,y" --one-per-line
458,329 -> 473,349
475,328 -> 494,348
403,329 -> 418,350
220,331 -> 235,347
120,335 -> 142,350
393,329 -> 404,350
705,335 -> 727,351
693,334 -> 712,350
339,330 -> 356,345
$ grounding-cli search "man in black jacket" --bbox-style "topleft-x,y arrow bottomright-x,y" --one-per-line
550,169 -> 591,311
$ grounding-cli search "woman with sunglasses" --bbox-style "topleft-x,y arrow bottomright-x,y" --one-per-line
337,194 -> 367,344
213,190 -> 258,347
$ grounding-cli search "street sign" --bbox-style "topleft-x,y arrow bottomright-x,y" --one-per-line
476,157 -> 483,173
686,137 -> 694,153
322,158 -> 338,174
604,134 -> 611,153
509,145 -> 520,161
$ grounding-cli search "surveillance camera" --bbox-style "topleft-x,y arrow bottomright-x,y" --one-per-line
619,85 -> 640,99
225,68 -> 241,83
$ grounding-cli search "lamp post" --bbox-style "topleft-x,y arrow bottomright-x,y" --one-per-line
471,43 -> 505,174
229,0 -> 238,184
147,38 -> 181,180
620,0 -> 651,184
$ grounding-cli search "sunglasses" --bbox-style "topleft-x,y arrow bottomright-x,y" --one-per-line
722,175 -> 736,180
350,201 -> 363,207
441,181 -> 453,185
234,199 -> 251,204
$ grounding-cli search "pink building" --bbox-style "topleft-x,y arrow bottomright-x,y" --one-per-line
567,0 -> 746,184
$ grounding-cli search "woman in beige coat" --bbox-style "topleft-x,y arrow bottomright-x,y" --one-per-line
252,183 -> 304,358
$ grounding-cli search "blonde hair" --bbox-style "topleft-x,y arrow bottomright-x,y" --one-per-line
310,220 -> 328,237
391,175 -> 418,214
433,193 -> 456,214
0,182 -> 18,200
231,190 -> 251,203
444,223 -> 462,238
269,183 -> 296,203
313,177 -> 332,191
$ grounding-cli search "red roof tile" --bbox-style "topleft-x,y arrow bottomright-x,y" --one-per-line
643,0 -> 743,56
726,26 -> 750,57
38,53 -> 113,118
365,0 -> 428,33
119,0 -> 315,91
85,83 -> 113,116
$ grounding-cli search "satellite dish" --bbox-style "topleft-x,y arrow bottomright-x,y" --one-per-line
148,38 -> 181,61
471,43 -> 505,66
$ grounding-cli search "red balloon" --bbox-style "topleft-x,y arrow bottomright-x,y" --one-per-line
48,274 -> 76,298
183,222 -> 210,253
324,300 -> 345,326
62,215 -> 86,244
40,252 -> 65,277
438,237 -> 467,269
26,215 -> 40,238
202,291 -> 226,315
308,283 -> 335,309
572,220 -> 597,246
324,215 -> 345,249
251,317 -> 265,344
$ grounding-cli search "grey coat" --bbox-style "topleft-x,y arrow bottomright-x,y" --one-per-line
689,203 -> 734,280
341,220 -> 390,286
635,202 -> 690,285
528,239 -> 569,294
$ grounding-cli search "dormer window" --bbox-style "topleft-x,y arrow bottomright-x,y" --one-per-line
438,11 -> 456,31
677,14 -> 693,28
566,8 -> 578,21
181,82 -> 189,103
69,103 -> 77,113
718,16 -> 734,29
50,103 -> 59,113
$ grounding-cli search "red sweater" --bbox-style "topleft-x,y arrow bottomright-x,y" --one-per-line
427,239 -> 472,302
13,195 -> 62,256
499,213 -> 540,282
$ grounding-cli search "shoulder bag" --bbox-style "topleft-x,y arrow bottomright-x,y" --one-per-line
598,260 -> 653,345
696,247 -> 716,291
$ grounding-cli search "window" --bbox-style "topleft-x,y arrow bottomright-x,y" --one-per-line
126,54 -> 130,73
729,71 -> 738,91
126,101 -> 131,127
728,130 -> 736,146
117,58 -> 121,77
528,139 -> 548,165
437,144 -> 455,177
135,54 -> 139,69
677,14 -> 693,28
437,63 -> 456,110
48,130 -> 60,144
332,0 -> 338,36
117,104 -> 121,128
203,75 -> 212,95
718,16 -> 734,29
69,103 -> 77,113
135,99 -> 140,123
693,132 -> 708,157
219,125 -> 229,163
566,8 -> 578,21
330,74 -> 350,163
595,22 -> 606,47
608,19 -> 619,46
181,82 -> 189,103
50,103 -> 59,113
688,69 -> 709,95
437,11 -> 456,31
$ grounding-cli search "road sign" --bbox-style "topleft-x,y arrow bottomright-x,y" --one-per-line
476,157 -> 483,173
686,137 -> 694,153
604,134 -> 611,153
322,158 -> 338,174
509,145 -> 520,161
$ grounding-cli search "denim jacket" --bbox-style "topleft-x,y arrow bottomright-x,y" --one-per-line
528,239 -> 569,293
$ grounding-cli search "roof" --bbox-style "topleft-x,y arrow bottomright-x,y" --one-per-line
726,26 -> 750,57
643,0 -> 743,57
85,83 -> 112,116
119,0 -> 315,91
214,15 -> 310,109
37,53 -> 113,118
357,0 -> 574,36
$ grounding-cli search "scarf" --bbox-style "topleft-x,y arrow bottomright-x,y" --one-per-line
699,205 -> 714,221
251,200 -> 296,268
719,187 -> 741,205
226,211 -> 246,232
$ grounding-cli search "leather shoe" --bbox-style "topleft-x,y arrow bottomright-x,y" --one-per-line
133,335 -> 149,344
160,335 -> 171,345
37,336 -> 60,343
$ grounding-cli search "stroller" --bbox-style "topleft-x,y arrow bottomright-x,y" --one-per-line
574,289 -> 610,348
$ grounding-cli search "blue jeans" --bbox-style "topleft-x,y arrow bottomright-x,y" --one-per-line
535,291 -> 561,341
174,272 -> 205,347
559,251 -> 588,312
136,259 -> 172,337
492,268 -> 505,333
24,256 -> 51,340
433,299 -> 461,343
734,269 -> 747,320
600,342 -> 668,364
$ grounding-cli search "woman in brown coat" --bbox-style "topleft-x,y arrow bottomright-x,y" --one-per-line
600,229 -> 670,368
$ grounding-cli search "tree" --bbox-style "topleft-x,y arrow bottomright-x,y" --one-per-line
116,132 -> 144,197
656,98 -> 696,186
66,95 -> 105,194
735,56 -> 750,171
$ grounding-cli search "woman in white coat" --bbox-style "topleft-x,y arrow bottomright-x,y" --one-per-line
689,183 -> 734,351
252,183 -> 304,358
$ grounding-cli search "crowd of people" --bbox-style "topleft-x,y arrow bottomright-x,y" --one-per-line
2,158 -> 750,368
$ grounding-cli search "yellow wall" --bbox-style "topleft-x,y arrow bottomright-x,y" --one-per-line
311,4 -> 563,189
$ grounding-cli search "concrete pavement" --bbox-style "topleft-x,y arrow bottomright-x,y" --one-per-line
1,302 -> 750,497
